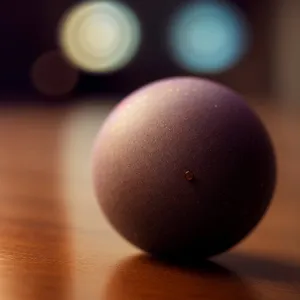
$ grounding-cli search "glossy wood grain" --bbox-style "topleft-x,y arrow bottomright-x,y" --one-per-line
0,100 -> 299,300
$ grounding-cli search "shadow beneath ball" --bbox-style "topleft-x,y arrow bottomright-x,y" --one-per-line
216,252 -> 300,284
104,254 -> 255,300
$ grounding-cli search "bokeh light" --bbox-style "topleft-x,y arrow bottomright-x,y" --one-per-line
31,50 -> 79,96
58,1 -> 141,73
168,0 -> 250,74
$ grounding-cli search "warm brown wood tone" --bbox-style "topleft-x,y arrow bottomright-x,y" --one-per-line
0,100 -> 299,300
0,106 -> 71,300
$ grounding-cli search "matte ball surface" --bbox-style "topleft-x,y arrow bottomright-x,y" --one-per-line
92,77 -> 276,260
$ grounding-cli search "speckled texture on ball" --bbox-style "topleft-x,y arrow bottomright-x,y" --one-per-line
92,77 -> 276,260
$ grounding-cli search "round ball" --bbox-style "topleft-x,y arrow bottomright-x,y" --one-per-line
92,77 -> 276,260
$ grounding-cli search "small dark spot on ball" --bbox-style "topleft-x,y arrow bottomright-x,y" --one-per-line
184,170 -> 194,181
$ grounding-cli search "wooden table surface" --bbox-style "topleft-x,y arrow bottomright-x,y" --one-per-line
0,99 -> 299,300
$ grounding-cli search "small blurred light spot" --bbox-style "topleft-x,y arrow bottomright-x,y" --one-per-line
31,50 -> 79,96
168,0 -> 251,74
58,1 -> 141,73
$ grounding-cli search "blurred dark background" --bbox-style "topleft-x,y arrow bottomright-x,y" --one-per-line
0,0 -> 299,104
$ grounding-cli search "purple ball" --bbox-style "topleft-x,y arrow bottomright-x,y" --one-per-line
92,77 -> 276,260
